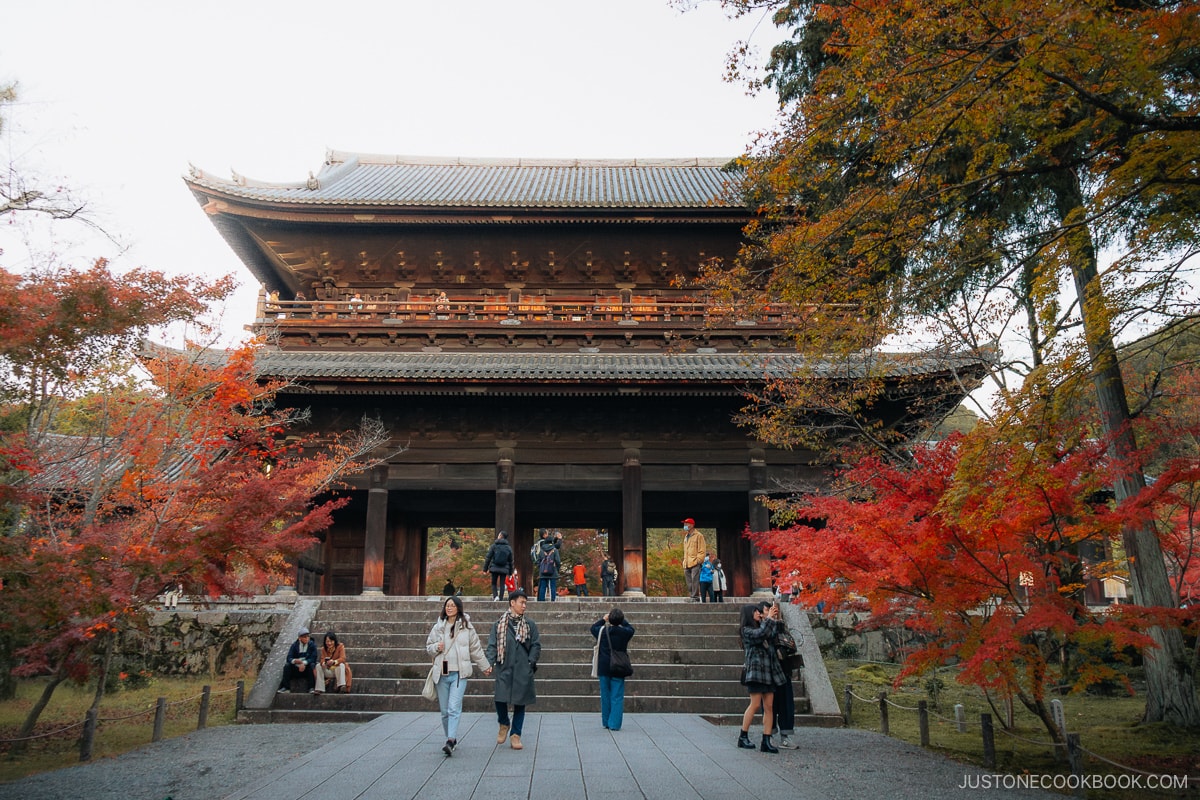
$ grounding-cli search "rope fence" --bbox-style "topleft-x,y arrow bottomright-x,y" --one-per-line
842,683 -> 1199,792
0,680 -> 245,763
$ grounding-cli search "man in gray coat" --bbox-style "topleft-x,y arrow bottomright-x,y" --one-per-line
485,590 -> 541,750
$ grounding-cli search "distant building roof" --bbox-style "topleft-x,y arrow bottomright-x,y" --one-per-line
186,152 -> 744,210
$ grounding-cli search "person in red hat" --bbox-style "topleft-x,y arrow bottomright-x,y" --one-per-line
681,518 -> 706,602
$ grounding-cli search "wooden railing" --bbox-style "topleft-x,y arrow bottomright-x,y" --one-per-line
260,298 -> 810,327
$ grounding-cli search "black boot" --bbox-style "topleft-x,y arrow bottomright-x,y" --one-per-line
760,733 -> 779,753
737,730 -> 755,749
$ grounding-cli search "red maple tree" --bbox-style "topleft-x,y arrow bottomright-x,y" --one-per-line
754,415 -> 1195,740
0,262 -> 386,738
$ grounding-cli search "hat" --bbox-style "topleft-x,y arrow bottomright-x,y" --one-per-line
298,627 -> 310,636
682,518 -> 695,526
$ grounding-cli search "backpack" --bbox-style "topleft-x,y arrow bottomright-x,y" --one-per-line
538,547 -> 557,576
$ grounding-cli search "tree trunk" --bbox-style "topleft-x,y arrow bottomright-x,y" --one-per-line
0,633 -> 17,701
1016,690 -> 1064,744
13,659 -> 69,754
1055,174 -> 1200,727
89,631 -> 114,714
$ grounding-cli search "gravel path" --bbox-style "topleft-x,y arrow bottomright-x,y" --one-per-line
0,723 -> 356,800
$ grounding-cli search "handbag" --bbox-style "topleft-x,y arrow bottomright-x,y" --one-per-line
776,627 -> 798,659
421,661 -> 439,701
590,636 -> 600,678
604,626 -> 633,678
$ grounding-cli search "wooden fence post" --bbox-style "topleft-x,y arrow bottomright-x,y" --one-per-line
79,707 -> 98,762
1066,733 -> 1086,798
878,691 -> 889,735
152,697 -> 166,742
236,680 -> 245,712
198,685 -> 211,730
918,700 -> 929,747
980,713 -> 995,770
843,684 -> 853,726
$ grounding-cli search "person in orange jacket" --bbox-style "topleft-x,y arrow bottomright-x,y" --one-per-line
572,561 -> 589,596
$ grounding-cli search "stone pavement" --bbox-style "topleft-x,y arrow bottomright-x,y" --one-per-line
1,712 -> 1063,800
235,712 -> 1063,800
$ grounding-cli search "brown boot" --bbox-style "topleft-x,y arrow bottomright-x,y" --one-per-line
510,733 -> 523,750
496,724 -> 509,744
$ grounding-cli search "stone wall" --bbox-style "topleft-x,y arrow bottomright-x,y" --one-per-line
114,605 -> 291,678
807,610 -> 921,663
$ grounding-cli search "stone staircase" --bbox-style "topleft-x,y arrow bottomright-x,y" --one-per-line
244,596 -> 842,727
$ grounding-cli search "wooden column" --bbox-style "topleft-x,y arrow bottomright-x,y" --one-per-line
496,448 -> 516,542
388,521 -> 414,595
361,465 -> 388,596
621,447 -> 645,597
749,449 -> 773,597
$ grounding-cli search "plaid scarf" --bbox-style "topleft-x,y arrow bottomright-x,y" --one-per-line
495,610 -> 529,664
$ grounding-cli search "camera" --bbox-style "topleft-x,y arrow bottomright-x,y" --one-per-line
441,659 -> 449,676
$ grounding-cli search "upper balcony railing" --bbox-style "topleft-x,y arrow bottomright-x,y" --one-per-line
258,296 -> 826,328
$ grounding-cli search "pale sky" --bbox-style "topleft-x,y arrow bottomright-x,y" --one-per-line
1,0 -> 783,345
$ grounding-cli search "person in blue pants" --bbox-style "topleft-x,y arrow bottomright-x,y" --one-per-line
590,607 -> 635,731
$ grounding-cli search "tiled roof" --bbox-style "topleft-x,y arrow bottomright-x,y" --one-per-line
185,152 -> 744,210
246,350 -> 988,388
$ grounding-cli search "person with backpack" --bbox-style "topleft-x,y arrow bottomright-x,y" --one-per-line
483,531 -> 515,601
534,532 -> 561,602
600,557 -> 618,597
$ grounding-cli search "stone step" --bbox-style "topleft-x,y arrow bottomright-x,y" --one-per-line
339,676 -> 803,698
306,618 -> 742,634
315,597 -> 752,611
330,645 -> 745,666
251,596 -> 837,727
294,632 -> 743,652
270,691 -> 811,715
347,662 -> 759,682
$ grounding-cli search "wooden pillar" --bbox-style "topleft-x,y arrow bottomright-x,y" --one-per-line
621,447 -> 646,597
361,465 -> 388,596
388,520 -> 422,596
749,449 -> 773,597
404,522 -> 423,596
496,449 -> 516,543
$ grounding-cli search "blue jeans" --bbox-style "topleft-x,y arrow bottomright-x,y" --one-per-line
538,576 -> 557,601
436,671 -> 468,739
496,701 -> 526,737
599,675 -> 626,731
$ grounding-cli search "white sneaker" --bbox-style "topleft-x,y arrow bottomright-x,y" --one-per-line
779,734 -> 799,749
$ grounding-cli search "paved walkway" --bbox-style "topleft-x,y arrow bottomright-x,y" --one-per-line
1,713 -> 1061,800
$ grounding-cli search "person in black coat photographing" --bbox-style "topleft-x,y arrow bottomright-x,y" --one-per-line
590,607 -> 635,731
483,531 -> 515,601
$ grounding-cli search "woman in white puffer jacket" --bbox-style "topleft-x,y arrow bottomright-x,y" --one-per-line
426,595 -> 493,756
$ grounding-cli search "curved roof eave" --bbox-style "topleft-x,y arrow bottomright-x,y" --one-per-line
184,152 -> 749,213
